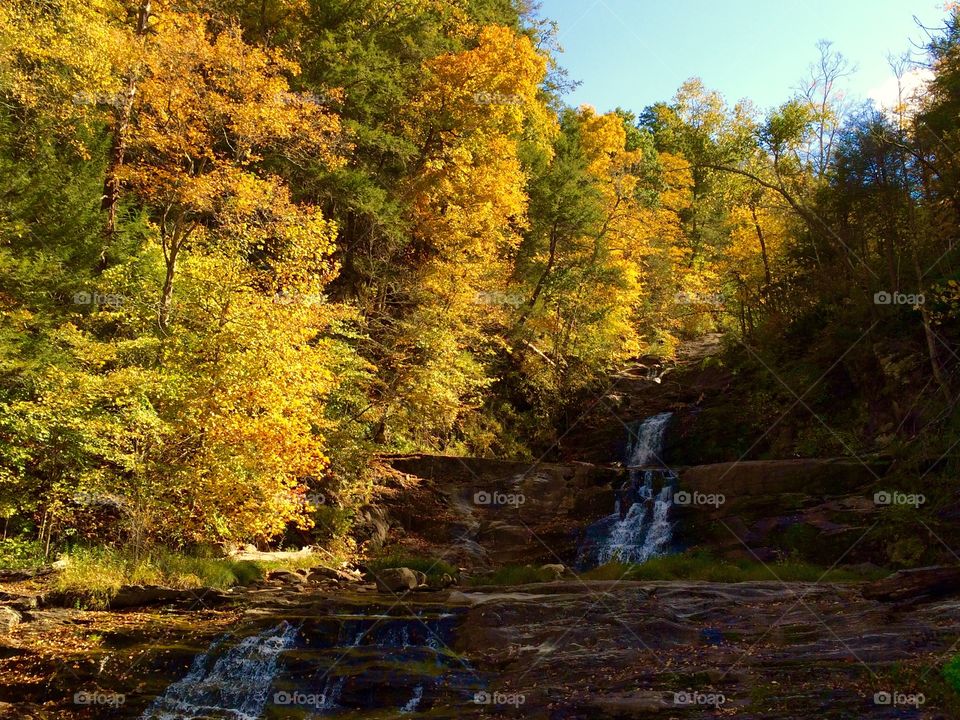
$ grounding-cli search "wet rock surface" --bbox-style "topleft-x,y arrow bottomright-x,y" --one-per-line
0,580 -> 958,718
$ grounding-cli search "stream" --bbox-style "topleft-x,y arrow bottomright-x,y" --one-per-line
141,603 -> 481,719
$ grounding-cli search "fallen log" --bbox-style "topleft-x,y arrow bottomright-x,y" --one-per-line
862,566 -> 960,604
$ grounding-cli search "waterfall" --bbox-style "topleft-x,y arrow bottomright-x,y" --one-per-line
625,411 -> 672,467
141,622 -> 298,720
579,412 -> 676,567
144,607 -> 476,716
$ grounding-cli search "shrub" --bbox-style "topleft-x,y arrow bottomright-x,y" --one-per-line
54,545 -> 281,607
0,537 -> 45,570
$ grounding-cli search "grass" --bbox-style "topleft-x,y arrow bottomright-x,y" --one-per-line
53,545 -> 327,608
468,564 -> 561,586
944,654 -> 960,693
365,553 -> 457,582
578,550 -> 889,583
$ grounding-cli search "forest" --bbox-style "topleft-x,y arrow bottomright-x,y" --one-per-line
0,0 -> 958,580
4,2 -> 960,718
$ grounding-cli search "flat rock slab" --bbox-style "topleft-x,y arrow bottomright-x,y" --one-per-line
449,580 -> 960,718
680,457 -> 890,496
3,580 -> 958,718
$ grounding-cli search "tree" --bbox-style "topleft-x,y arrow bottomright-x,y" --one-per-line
116,10 -> 344,329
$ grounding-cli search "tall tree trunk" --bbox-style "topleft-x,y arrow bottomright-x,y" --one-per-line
158,214 -> 193,331
517,222 -> 559,328
159,238 -> 179,332
749,202 -> 772,289
895,126 -> 953,406
913,252 -> 953,404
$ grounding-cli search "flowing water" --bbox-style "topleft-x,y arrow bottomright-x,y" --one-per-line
141,605 -> 482,718
578,411 -> 677,568
142,622 -> 298,720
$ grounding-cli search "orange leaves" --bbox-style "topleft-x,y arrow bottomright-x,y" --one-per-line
367,24 -> 552,448
127,11 -> 344,210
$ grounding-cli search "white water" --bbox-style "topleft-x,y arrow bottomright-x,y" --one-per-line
401,684 -> 424,713
318,676 -> 346,711
141,622 -> 298,720
594,412 -> 675,565
626,411 -> 672,468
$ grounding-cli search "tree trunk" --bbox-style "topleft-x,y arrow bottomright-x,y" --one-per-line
913,252 -> 953,404
517,222 -> 559,329
158,214 -> 193,331
159,243 -> 178,331
749,202 -> 772,289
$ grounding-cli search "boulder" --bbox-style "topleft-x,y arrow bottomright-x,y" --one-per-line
540,563 -> 568,580
373,567 -> 420,593
0,592 -> 38,611
427,573 -> 456,590
266,569 -> 306,585
0,606 -> 22,632
306,566 -> 361,584
354,505 -> 392,551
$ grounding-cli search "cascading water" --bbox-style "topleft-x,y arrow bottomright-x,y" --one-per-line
578,411 -> 677,568
143,607 -> 483,718
625,411 -> 672,469
401,684 -> 424,713
141,622 -> 298,720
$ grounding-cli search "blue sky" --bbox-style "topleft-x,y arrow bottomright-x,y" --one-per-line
537,0 -> 947,114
